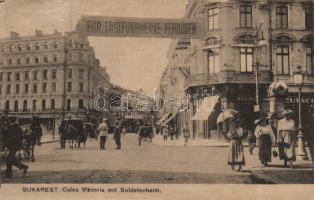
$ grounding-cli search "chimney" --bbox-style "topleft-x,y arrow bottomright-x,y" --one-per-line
35,29 -> 43,37
10,31 -> 19,40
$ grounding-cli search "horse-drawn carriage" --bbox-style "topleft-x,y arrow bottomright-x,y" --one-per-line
137,126 -> 154,147
59,118 -> 87,149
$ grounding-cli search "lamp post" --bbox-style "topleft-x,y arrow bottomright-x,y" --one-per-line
253,23 -> 266,114
293,66 -> 308,160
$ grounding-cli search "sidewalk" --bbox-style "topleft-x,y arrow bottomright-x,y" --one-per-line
40,134 -> 60,144
152,135 -> 248,147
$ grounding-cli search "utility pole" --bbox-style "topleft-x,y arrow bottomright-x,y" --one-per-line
62,36 -> 68,121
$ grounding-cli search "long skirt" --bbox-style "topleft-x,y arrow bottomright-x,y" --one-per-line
228,139 -> 245,166
258,135 -> 272,164
278,131 -> 296,161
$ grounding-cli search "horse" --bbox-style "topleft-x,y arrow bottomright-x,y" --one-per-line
21,123 -> 42,162
59,120 -> 86,149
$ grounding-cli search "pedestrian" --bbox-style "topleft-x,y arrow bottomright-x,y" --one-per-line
277,109 -> 296,168
5,117 -> 28,178
162,126 -> 169,141
122,126 -> 127,137
170,126 -> 175,140
113,120 -> 122,149
246,127 -> 255,155
227,118 -> 245,172
97,118 -> 108,150
0,109 -> 10,151
183,123 -> 190,147
254,116 -> 276,166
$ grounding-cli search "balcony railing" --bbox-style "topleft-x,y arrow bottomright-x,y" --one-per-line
185,70 -> 272,89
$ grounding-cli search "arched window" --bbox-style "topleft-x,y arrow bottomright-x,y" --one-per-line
51,99 -> 55,110
42,99 -> 46,111
23,100 -> 27,112
32,99 -> 37,111
14,100 -> 18,112
5,100 -> 10,111
66,99 -> 71,111
78,99 -> 84,110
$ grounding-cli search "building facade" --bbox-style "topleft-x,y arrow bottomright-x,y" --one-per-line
0,30 -> 111,133
159,0 -> 314,140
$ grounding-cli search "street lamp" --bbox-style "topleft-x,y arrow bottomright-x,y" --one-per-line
253,23 -> 266,114
293,66 -> 308,160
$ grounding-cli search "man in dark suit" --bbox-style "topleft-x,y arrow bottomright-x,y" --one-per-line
5,117 -> 28,178
113,121 -> 121,149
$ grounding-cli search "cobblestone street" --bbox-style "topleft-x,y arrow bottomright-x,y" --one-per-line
1,134 -> 313,184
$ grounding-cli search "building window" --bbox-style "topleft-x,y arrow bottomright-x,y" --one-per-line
68,82 -> 72,92
26,57 -> 30,64
78,99 -> 84,110
7,84 -> 11,94
33,71 -> 38,80
18,44 -> 22,51
35,57 -> 39,63
68,68 -> 72,78
51,99 -> 55,110
68,53 -> 72,61
44,56 -> 48,63
15,84 -> 19,94
239,5 -> 252,28
16,72 -> 20,81
42,82 -> 47,93
53,55 -> 57,62
43,70 -> 48,79
52,69 -> 57,79
276,45 -> 290,75
35,43 -> 40,50
207,51 -> 220,74
1,46 -> 4,52
26,43 -> 31,51
0,85 -> 2,95
5,100 -> 10,111
79,53 -> 84,62
24,84 -> 29,94
17,58 -> 21,64
23,100 -> 27,112
306,46 -> 314,74
79,69 -> 84,79
66,99 -> 71,111
25,71 -> 29,80
8,59 -> 12,65
69,40 -> 73,48
79,82 -> 84,92
33,83 -> 38,93
53,41 -> 58,49
42,99 -> 46,111
0,72 -> 2,81
7,72 -> 11,81
32,99 -> 36,111
276,6 -> 288,29
80,42 -> 85,49
305,7 -> 313,30
44,42 -> 49,49
52,82 -> 56,92
14,100 -> 18,112
9,45 -> 13,52
208,8 -> 219,30
240,48 -> 253,72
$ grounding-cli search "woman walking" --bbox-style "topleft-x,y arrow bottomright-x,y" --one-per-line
277,109 -> 296,168
227,118 -> 245,172
254,116 -> 276,166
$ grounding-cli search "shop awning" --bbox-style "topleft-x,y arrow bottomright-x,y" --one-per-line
192,96 -> 220,121
156,110 -> 179,126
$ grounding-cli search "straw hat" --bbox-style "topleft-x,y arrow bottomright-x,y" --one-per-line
282,109 -> 293,116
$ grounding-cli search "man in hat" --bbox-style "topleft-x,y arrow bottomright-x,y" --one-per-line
5,117 -> 28,178
0,109 -> 10,151
97,118 -> 108,149
113,120 -> 122,149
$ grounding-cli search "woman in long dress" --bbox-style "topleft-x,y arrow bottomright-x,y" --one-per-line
277,109 -> 296,168
254,117 -> 276,166
227,118 -> 245,171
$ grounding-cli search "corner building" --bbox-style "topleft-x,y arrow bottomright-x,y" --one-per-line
0,30 -> 111,134
161,0 -> 314,140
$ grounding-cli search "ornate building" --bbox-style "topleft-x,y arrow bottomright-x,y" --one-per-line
0,30 -> 111,133
159,0 -> 314,140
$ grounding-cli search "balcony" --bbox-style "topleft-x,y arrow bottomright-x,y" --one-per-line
184,70 -> 272,89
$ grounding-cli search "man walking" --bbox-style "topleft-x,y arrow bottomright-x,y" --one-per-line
113,120 -> 122,149
5,117 -> 28,178
183,123 -> 190,147
98,118 -> 108,150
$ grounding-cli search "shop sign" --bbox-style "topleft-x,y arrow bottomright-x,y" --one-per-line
76,16 -> 205,39
286,96 -> 314,104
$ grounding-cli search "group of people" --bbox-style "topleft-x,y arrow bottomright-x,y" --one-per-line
0,111 -> 43,178
160,125 -> 178,141
227,109 -> 298,172
97,118 -> 125,150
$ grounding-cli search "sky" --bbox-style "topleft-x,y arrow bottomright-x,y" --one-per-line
0,0 -> 189,96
